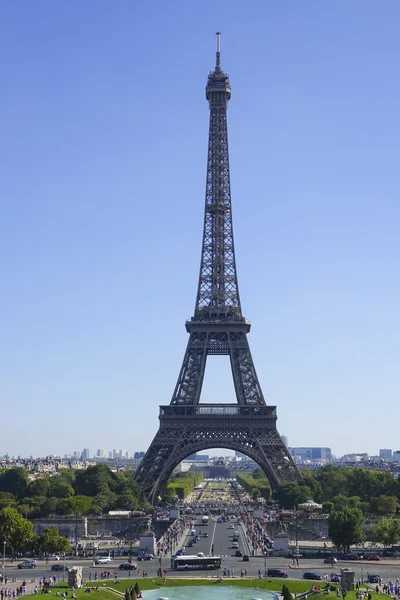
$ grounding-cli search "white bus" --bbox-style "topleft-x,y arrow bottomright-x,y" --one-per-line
201,515 -> 209,525
171,555 -> 221,570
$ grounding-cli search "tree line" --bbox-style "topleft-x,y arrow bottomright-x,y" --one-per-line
0,507 -> 70,557
0,465 -> 148,518
277,465 -> 400,515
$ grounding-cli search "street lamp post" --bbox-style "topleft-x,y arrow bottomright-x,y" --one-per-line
2,541 -> 5,581
360,555 -> 364,584
129,515 -> 132,565
264,552 -> 267,577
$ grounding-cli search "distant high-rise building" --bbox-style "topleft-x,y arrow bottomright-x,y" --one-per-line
289,447 -> 332,461
125,451 -> 129,458
379,449 -> 392,460
134,452 -> 145,460
81,449 -> 91,460
73,451 -> 80,459
186,453 -> 209,461
392,451 -> 400,462
112,449 -> 117,459
281,435 -> 288,447
97,449 -> 105,458
108,451 -> 113,458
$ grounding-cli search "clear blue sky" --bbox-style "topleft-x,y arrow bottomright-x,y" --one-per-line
1,1 -> 400,459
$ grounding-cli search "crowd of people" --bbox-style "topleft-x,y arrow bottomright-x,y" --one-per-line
156,515 -> 188,556
242,513 -> 271,555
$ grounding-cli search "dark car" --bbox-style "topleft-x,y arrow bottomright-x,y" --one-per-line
242,555 -> 249,562
368,575 -> 381,584
267,568 -> 288,578
324,557 -> 337,564
51,564 -> 69,572
119,564 -> 137,571
303,572 -> 323,581
235,550 -> 243,557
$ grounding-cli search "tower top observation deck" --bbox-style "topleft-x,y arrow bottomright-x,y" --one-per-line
206,32 -> 231,101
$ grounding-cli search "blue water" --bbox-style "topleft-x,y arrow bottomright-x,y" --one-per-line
143,585 -> 277,600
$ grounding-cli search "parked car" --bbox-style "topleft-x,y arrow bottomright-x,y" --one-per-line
95,556 -> 111,564
324,557 -> 337,564
232,542 -> 239,549
367,575 -> 381,583
46,555 -> 60,561
303,572 -> 323,581
367,555 -> 380,561
242,555 -> 249,562
343,554 -> 359,560
51,564 -> 69,572
119,564 -> 137,571
18,561 -> 36,569
235,550 -> 243,557
267,568 -> 288,578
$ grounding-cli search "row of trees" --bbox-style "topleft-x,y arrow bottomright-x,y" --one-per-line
277,466 -> 400,515
164,473 -> 204,502
237,470 -> 271,501
0,465 -> 149,518
0,507 -> 70,556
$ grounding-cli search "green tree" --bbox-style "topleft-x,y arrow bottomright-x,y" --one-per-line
0,507 -> 36,555
315,466 -> 349,500
49,479 -> 75,499
115,491 -> 140,511
372,495 -> 398,515
299,469 -> 323,502
90,492 -> 116,515
0,492 -> 17,510
28,478 -> 51,498
37,526 -> 71,555
59,495 -> 92,515
0,468 -> 29,499
57,469 -> 77,486
74,465 -> 115,496
328,507 -> 365,551
372,517 -> 400,547
277,482 -> 313,509
252,468 -> 265,480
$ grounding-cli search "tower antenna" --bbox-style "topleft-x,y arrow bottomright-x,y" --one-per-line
216,31 -> 221,69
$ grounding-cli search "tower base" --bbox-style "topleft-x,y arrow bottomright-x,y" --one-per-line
135,404 -> 300,504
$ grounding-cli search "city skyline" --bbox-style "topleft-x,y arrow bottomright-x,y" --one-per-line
2,2 -> 400,457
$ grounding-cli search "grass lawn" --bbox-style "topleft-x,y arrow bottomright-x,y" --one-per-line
49,577 -> 389,600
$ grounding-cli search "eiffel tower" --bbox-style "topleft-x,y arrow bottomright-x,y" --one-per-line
135,34 -> 301,504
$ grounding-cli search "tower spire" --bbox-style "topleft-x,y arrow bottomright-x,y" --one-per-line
216,31 -> 221,69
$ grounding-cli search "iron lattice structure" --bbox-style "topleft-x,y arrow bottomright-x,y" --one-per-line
135,35 -> 301,503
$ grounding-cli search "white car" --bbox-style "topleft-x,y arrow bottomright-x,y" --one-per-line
47,556 -> 60,561
95,556 -> 111,564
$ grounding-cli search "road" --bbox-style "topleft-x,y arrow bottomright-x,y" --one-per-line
4,552 -> 400,584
